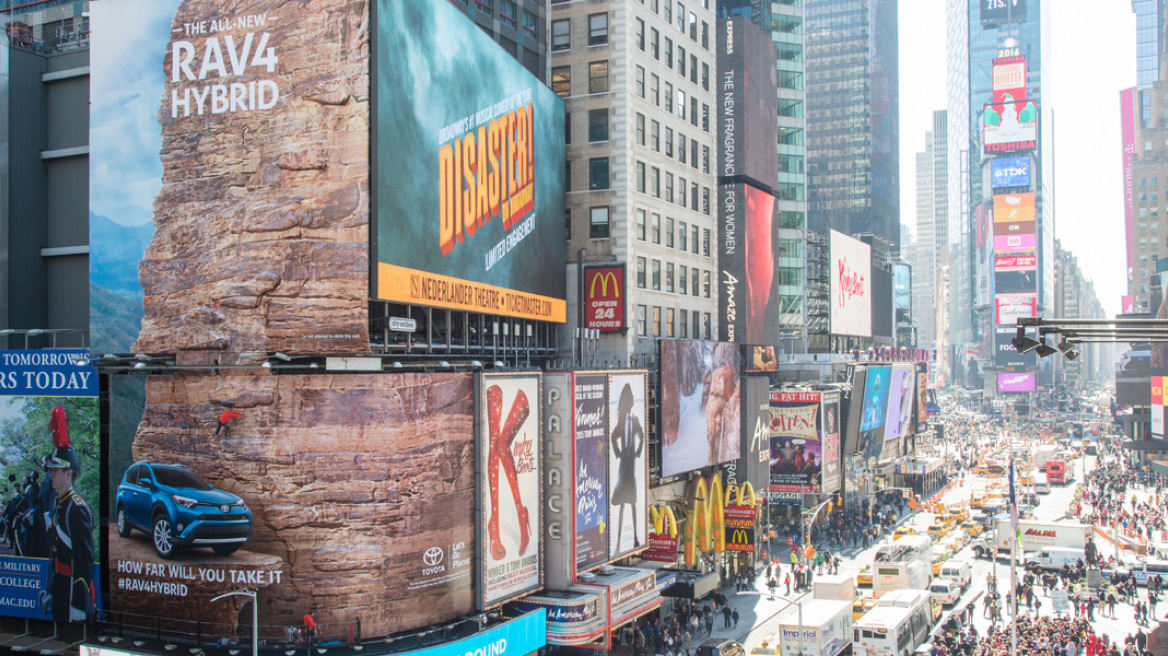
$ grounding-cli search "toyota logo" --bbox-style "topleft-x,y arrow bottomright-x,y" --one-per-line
423,547 -> 444,566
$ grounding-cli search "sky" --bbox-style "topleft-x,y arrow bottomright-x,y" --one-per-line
899,0 -> 1136,318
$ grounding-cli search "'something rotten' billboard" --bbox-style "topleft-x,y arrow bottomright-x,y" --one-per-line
108,372 -> 476,639
0,351 -> 99,622
479,374 -> 543,608
768,392 -> 821,494
659,340 -> 742,478
90,0 -> 370,358
375,0 -> 567,323
607,373 -> 649,560
829,230 -> 872,337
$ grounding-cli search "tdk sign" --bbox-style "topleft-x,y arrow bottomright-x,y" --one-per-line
992,156 -> 1030,189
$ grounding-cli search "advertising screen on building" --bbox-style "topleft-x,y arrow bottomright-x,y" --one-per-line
994,233 -> 1036,254
574,374 -> 609,571
995,271 -> 1037,294
108,372 -> 477,638
894,264 -> 911,311
608,374 -> 649,560
997,372 -> 1036,393
995,293 -> 1037,326
746,345 -> 779,372
375,0 -> 567,323
480,374 -> 543,607
871,266 -> 894,341
660,340 -> 742,478
841,366 -> 867,457
982,100 -> 1038,154
718,15 -> 779,191
820,391 -> 841,495
883,364 -> 915,442
995,255 -> 1037,272
981,0 -> 1026,24
829,230 -> 872,337
992,56 -> 1027,104
859,366 -> 891,460
0,351 -> 98,622
90,0 -> 371,356
584,266 -> 626,333
993,220 -> 1035,237
914,363 -> 929,433
719,184 -> 779,344
1122,88 -> 1136,272
991,156 -> 1031,189
993,193 -> 1036,223
995,327 -> 1036,368
1153,376 -> 1166,439
768,392 -> 822,494
733,377 -> 773,494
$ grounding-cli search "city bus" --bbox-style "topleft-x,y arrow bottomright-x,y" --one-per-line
872,535 -> 933,597
853,590 -> 934,656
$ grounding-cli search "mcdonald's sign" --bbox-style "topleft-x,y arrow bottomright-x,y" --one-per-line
584,265 -> 625,332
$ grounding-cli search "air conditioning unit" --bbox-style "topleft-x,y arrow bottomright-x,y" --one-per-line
579,572 -> 597,583
599,565 -> 616,576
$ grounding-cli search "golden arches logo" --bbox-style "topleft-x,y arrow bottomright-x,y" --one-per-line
709,473 -> 726,553
728,528 -> 751,547
650,505 -> 679,538
724,481 -> 757,508
589,270 -> 621,298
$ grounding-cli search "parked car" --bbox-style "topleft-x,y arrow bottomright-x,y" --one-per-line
116,461 -> 253,559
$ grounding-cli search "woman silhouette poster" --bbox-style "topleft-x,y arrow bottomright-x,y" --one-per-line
607,373 -> 648,559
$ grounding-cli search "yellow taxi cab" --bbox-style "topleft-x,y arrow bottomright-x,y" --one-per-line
969,494 -> 988,510
943,534 -> 966,552
857,565 -> 873,587
932,550 -> 947,576
950,507 -> 970,522
852,596 -> 878,621
973,464 -> 1007,478
893,526 -> 918,541
926,523 -> 950,539
960,520 -> 984,538
749,635 -> 781,656
1019,472 -> 1035,486
931,598 -> 943,622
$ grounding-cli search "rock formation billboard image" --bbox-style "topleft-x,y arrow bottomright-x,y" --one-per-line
107,372 -> 476,638
659,340 -> 742,478
90,0 -> 371,360
374,0 -> 567,323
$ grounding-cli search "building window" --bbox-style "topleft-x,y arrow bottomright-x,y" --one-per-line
589,61 -> 609,93
637,257 -> 647,288
664,0 -> 673,23
692,15 -> 699,42
666,263 -> 675,293
676,2 -> 685,30
690,97 -> 698,125
665,37 -> 673,68
590,206 -> 610,239
552,19 -> 570,51
665,127 -> 674,157
565,208 -> 570,240
690,139 -> 698,169
652,213 -> 661,244
651,28 -> 659,59
666,308 -> 675,337
652,260 -> 661,290
702,146 -> 710,173
666,217 -> 675,247
679,222 -> 688,250
678,46 -> 687,76
703,312 -> 710,339
678,177 -> 687,208
637,209 -> 647,240
651,74 -> 660,105
703,229 -> 710,256
692,226 -> 699,254
679,135 -> 687,163
552,66 -> 571,96
564,112 -> 571,144
478,0 -> 494,16
664,82 -> 673,112
690,54 -> 698,84
702,103 -> 709,131
692,183 -> 700,212
692,311 -> 701,339
638,305 -> 647,336
701,187 -> 709,214
589,13 -> 609,45
691,270 -> 699,296
678,89 -> 687,119
680,309 -> 689,338
702,63 -> 709,91
653,307 -> 662,337
636,113 -> 646,145
589,109 -> 609,142
653,121 -> 661,151
636,66 -> 645,97
636,18 -> 645,50
522,9 -> 539,36
651,166 -> 661,198
590,157 -> 610,189
665,173 -> 675,203
679,265 -> 688,294
636,161 -> 647,193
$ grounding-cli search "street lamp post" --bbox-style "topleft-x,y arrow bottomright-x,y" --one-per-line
211,588 -> 258,656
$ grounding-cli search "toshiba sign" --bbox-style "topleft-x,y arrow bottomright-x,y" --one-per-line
584,266 -> 625,332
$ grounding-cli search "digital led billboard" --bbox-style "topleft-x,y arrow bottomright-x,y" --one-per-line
108,372 -> 477,639
660,340 -> 742,478
0,351 -> 99,622
991,56 -> 1027,105
993,193 -> 1036,223
719,184 -> 778,344
90,0 -> 371,358
573,374 -> 609,571
994,233 -> 1036,254
608,373 -> 648,560
995,255 -> 1037,272
997,372 -> 1036,393
717,15 -> 779,191
820,391 -> 841,495
995,327 -> 1036,368
981,0 -> 1026,24
883,365 -> 915,442
995,293 -> 1037,326
375,0 -> 567,322
829,230 -> 872,337
982,100 -> 1037,154
995,271 -> 1037,294
894,264 -> 911,312
584,266 -> 625,333
859,366 -> 891,460
991,156 -> 1031,189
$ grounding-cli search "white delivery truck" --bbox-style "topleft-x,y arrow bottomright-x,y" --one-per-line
970,520 -> 1092,559
813,574 -> 856,602
776,599 -> 853,656
1034,445 -> 1059,470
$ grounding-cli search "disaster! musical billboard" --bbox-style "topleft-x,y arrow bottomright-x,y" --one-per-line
375,0 -> 567,323
90,0 -> 371,358
479,374 -> 543,607
108,372 -> 477,640
659,341 -> 742,478
0,350 -> 99,622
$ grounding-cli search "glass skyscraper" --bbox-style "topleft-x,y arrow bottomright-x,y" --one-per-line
803,0 -> 900,252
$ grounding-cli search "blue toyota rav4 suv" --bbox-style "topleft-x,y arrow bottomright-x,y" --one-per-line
116,462 -> 253,559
